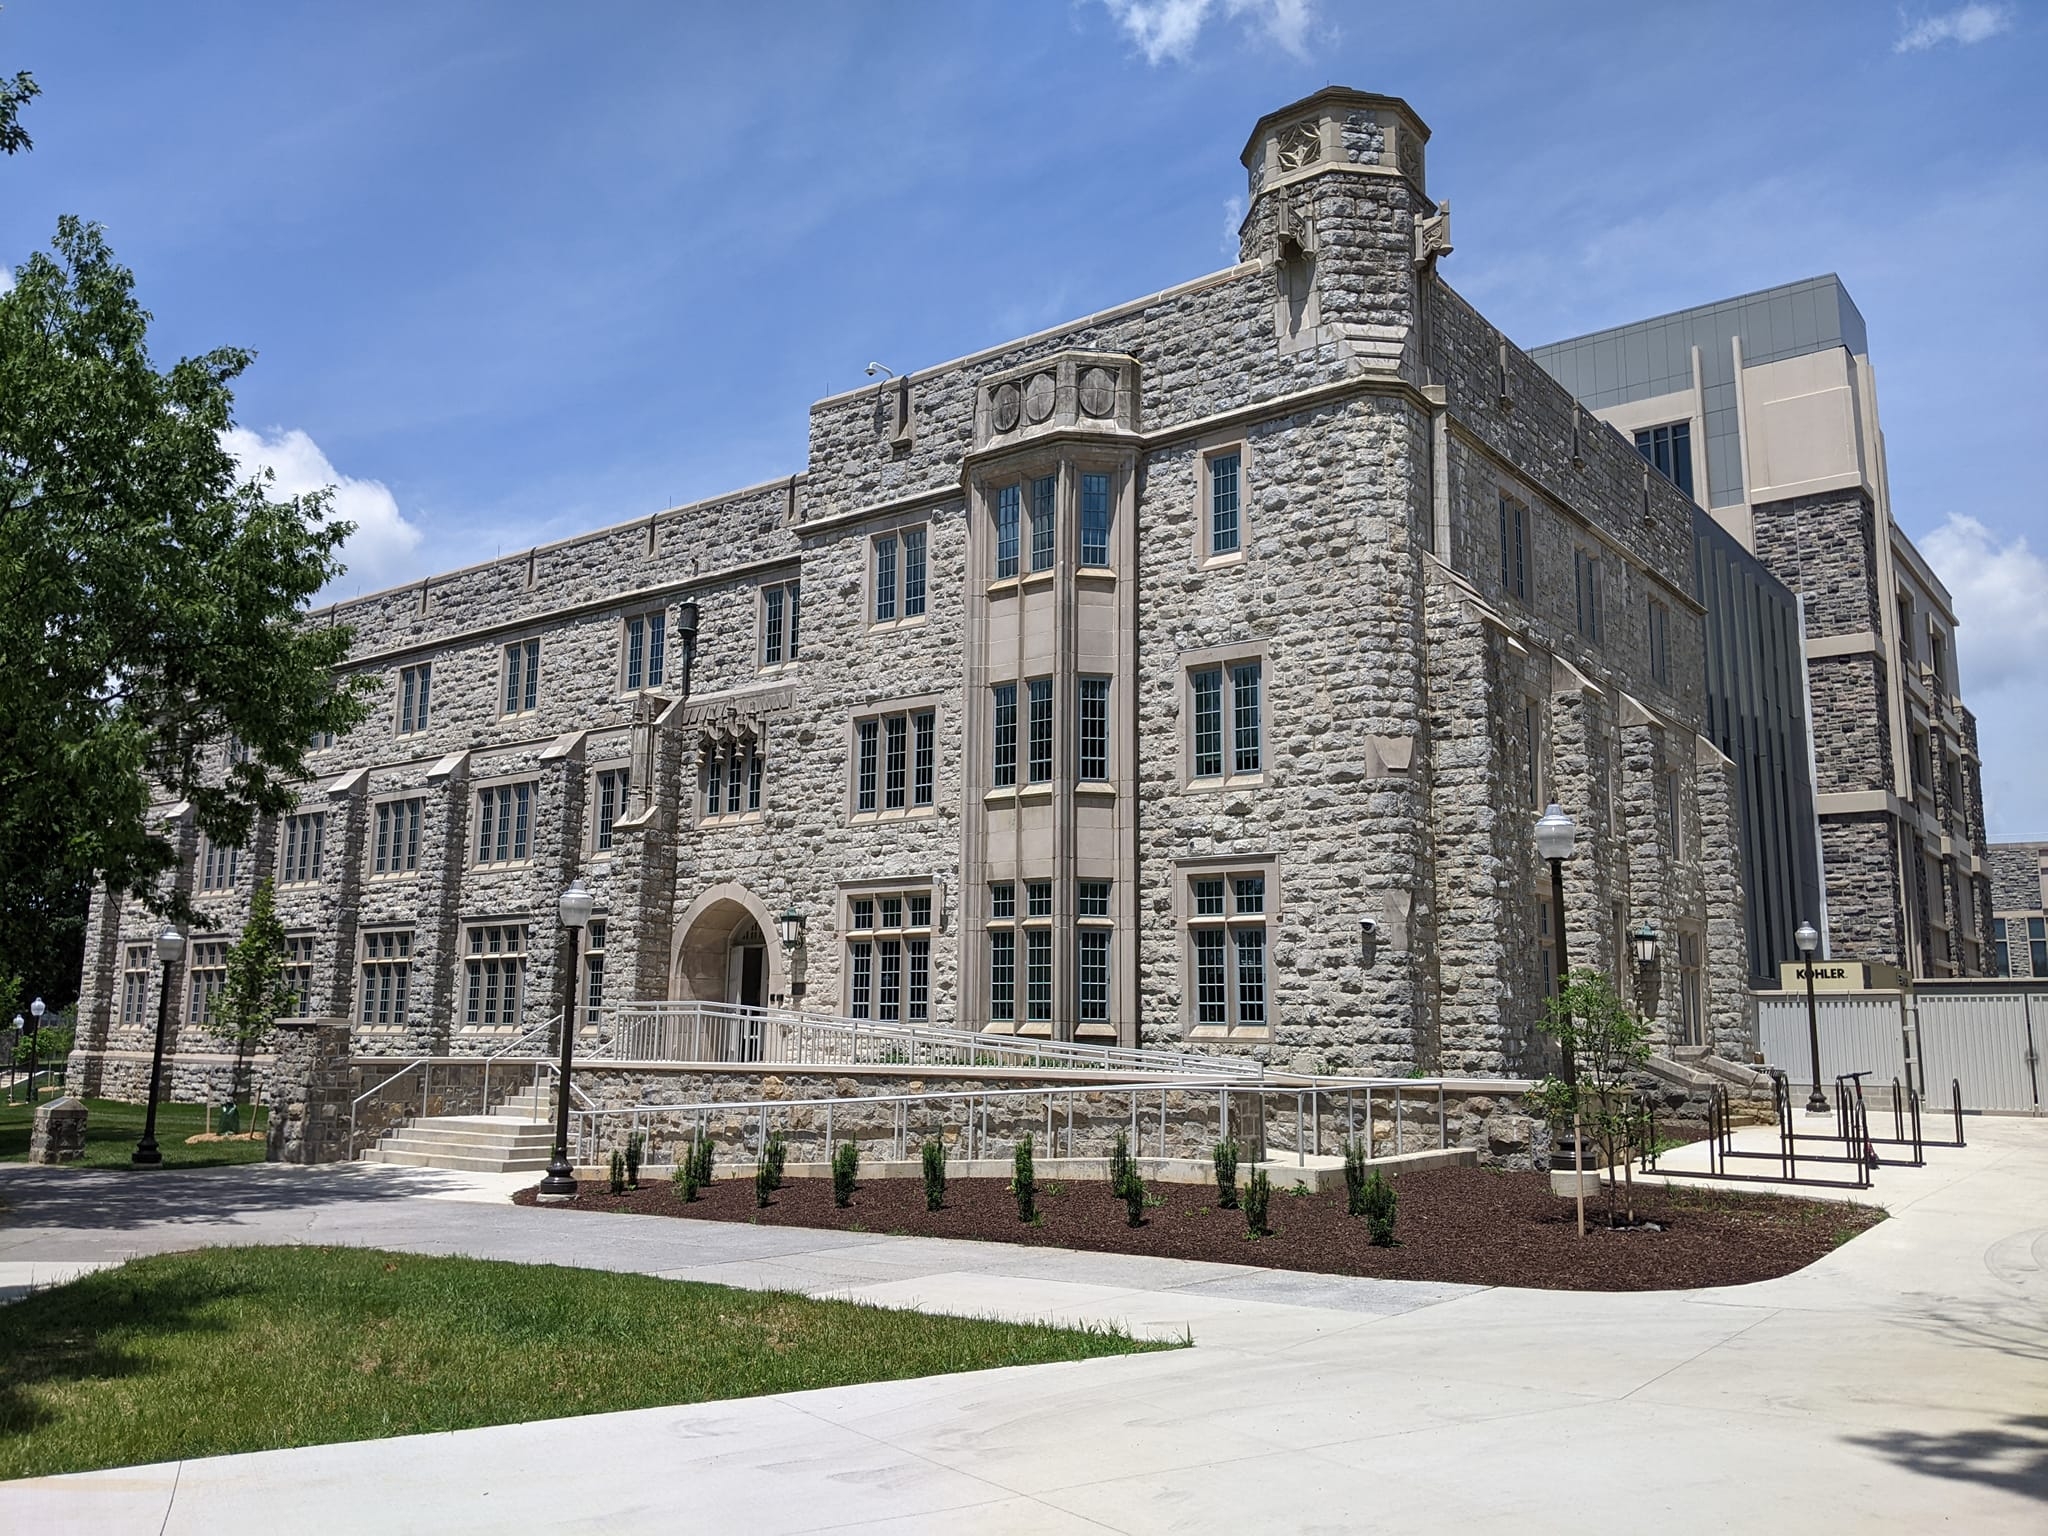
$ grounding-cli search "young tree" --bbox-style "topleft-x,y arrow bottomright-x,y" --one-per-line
215,879 -> 293,1114
1528,968 -> 1655,1232
0,216 -> 371,986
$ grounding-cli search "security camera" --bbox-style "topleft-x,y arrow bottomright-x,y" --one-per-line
1359,917 -> 1378,937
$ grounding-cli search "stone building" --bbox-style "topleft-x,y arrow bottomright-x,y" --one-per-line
1533,279 -> 1994,978
1989,841 -> 2048,978
71,87 -> 1750,1093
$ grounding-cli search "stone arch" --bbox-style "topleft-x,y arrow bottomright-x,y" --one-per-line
670,882 -> 788,1004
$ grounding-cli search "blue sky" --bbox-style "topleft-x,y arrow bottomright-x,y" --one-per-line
5,1 -> 2045,835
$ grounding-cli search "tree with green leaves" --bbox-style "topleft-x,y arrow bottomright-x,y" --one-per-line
0,215 -> 371,1000
214,879 -> 293,1112
0,67 -> 37,156
1528,967 -> 1655,1233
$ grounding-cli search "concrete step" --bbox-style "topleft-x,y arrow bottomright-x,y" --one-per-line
376,1131 -> 553,1158
364,1147 -> 554,1172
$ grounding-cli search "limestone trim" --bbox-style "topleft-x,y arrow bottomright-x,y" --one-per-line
1807,629 -> 1880,660
336,552 -> 803,673
1192,437 -> 1254,569
669,882 -> 788,1002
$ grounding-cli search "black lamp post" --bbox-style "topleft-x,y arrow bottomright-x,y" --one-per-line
537,879 -> 594,1201
132,927 -> 185,1165
26,996 -> 45,1102
1534,804 -> 1578,1083
1795,920 -> 1829,1114
7,1014 -> 21,1104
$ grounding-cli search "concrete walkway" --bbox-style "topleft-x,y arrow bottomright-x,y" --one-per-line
0,1118 -> 2042,1533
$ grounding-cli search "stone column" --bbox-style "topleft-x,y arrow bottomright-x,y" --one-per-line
265,1019 -> 354,1165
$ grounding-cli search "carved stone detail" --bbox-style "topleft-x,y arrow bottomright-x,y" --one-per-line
1023,371 -> 1056,424
1413,201 -> 1452,267
1078,366 -> 1116,418
1277,120 -> 1322,172
990,381 -> 1021,433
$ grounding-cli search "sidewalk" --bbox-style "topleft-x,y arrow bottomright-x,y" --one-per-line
1,1117 -> 2042,1533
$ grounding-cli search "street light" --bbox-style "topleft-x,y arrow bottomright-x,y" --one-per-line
26,996 -> 45,1103
132,928 -> 185,1165
1534,804 -> 1577,1083
1631,920 -> 1660,969
1795,920 -> 1829,1114
538,880 -> 595,1201
7,1014 -> 20,1104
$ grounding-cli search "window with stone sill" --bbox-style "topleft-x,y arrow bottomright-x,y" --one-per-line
845,890 -> 933,1023
581,919 -> 607,1021
1186,872 -> 1269,1033
360,930 -> 414,1028
621,610 -> 667,693
397,663 -> 431,736
1204,450 -> 1244,561
760,580 -> 802,669
853,708 -> 935,816
462,923 -> 526,1030
1648,598 -> 1671,687
593,767 -> 631,851
474,782 -> 534,864
280,812 -> 325,885
986,881 -> 1053,1026
502,638 -> 541,717
1076,879 -> 1112,1027
186,939 -> 228,1029
283,935 -> 316,1019
702,739 -> 762,824
198,837 -> 241,893
120,944 -> 150,1028
872,527 -> 928,626
2031,916 -> 2047,977
1498,493 -> 1529,602
370,798 -> 424,877
1574,547 -> 1603,646
1186,658 -> 1263,786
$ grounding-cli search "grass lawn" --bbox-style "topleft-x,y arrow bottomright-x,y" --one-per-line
0,1246 -> 1173,1479
0,1097 -> 268,1168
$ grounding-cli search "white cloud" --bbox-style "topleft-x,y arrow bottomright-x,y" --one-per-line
223,425 -> 425,600
1894,3 -> 2013,52
1099,0 -> 1317,65
1221,194 -> 1245,258
1919,512 -> 2048,837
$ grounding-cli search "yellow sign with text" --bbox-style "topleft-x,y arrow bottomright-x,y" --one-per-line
1777,961 -> 1904,993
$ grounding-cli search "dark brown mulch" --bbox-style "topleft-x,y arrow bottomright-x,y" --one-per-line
513,1167 -> 1884,1292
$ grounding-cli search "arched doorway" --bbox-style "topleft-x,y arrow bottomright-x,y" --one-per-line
670,884 -> 788,1007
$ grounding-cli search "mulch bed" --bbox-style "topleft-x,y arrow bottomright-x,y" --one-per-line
514,1166 -> 1884,1292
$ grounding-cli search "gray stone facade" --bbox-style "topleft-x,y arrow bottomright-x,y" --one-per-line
72,88 -> 1752,1091
1988,841 -> 2047,978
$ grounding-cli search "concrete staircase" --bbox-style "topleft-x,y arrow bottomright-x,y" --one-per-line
359,1086 -> 556,1172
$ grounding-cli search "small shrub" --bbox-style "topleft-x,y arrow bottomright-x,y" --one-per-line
921,1136 -> 947,1211
1360,1167 -> 1398,1246
1109,1129 -> 1132,1197
1123,1167 -> 1145,1227
670,1157 -> 699,1203
1213,1137 -> 1239,1209
608,1149 -> 626,1195
754,1151 -> 774,1209
1244,1168 -> 1272,1238
625,1132 -> 645,1190
765,1132 -> 788,1191
1012,1133 -> 1037,1223
1342,1138 -> 1368,1217
832,1140 -> 859,1208
692,1134 -> 715,1189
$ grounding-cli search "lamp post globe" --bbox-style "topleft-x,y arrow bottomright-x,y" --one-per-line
26,997 -> 45,1102
1533,804 -> 1577,863
1794,919 -> 1829,1114
133,927 -> 185,1165
539,881 -> 593,1200
1533,805 -> 1577,1082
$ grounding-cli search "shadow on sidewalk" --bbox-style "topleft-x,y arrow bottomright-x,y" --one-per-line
0,1163 -> 474,1231
1847,1414 -> 2048,1504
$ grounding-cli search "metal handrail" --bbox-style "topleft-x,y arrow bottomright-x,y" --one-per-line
562,1072 -> 1474,1170
594,999 -> 1269,1077
347,1016 -> 562,1157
